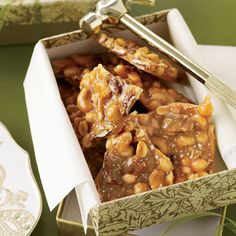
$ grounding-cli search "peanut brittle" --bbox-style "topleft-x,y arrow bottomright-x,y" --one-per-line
112,63 -> 192,111
95,115 -> 174,202
77,64 -> 143,138
54,51 -> 217,202
98,33 -> 179,82
138,96 -> 215,183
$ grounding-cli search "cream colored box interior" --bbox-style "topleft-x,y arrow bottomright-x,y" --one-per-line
24,9 -> 236,235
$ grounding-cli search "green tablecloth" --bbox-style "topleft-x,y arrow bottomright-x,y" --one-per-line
0,0 -> 236,235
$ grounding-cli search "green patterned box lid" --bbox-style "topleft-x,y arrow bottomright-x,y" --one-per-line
0,0 -> 98,26
0,0 -> 98,45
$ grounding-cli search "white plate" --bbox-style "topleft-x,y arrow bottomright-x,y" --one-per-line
0,122 -> 42,236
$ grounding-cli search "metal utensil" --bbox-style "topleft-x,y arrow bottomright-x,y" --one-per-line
80,0 -> 236,109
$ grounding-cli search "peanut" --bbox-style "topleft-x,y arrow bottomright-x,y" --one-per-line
82,135 -> 92,148
192,114 -> 207,130
135,128 -> 146,138
122,174 -> 136,184
85,112 -> 95,123
78,120 -> 88,136
148,169 -> 163,189
198,96 -> 213,117
191,159 -> 207,172
176,136 -> 195,147
134,183 -> 149,194
136,141 -> 148,158
196,132 -> 208,143
134,47 -> 149,58
165,172 -> 174,185
119,147 -> 134,158
147,53 -> 159,62
106,102 -> 121,124
77,88 -> 93,113
128,71 -> 142,87
159,158 -> 172,172
114,64 -> 128,78
188,173 -> 199,180
156,106 -> 169,116
182,166 -> 191,175
116,132 -> 132,152
151,137 -> 169,155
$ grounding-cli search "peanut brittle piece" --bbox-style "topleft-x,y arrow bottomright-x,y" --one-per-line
77,64 -> 143,138
98,33 -> 180,82
112,63 -> 192,111
138,96 -> 215,183
95,116 -> 174,202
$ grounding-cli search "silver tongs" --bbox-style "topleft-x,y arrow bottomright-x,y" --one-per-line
80,0 -> 236,109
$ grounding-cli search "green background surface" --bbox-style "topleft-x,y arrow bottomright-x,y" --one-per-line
0,0 -> 236,235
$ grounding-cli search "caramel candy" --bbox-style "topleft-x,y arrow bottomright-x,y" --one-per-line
95,116 -> 173,202
138,96 -> 215,183
77,64 -> 143,138
98,33 -> 180,82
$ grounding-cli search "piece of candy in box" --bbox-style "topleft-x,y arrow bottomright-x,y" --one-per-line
96,114 -> 174,202
98,33 -> 181,82
77,64 -> 143,139
138,96 -> 216,183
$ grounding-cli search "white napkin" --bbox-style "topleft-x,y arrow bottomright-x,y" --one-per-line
23,42 -> 100,233
167,9 -> 236,169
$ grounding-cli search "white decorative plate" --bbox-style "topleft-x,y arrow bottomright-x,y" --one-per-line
0,122 -> 42,236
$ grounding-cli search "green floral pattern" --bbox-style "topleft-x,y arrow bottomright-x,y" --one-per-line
0,0 -> 98,27
91,169 -> 236,235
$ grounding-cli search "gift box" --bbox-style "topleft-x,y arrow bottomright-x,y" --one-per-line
0,0 -> 98,45
23,8 -> 236,235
